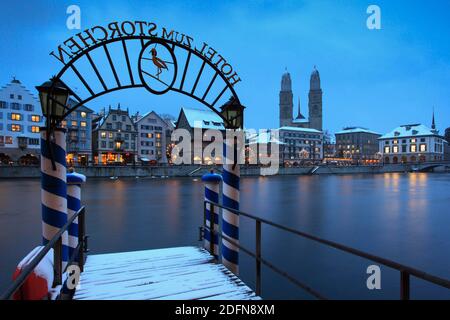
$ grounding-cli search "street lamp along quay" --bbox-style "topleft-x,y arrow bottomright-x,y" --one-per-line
36,78 -> 72,170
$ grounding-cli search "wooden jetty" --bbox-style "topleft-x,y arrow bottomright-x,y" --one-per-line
73,246 -> 260,300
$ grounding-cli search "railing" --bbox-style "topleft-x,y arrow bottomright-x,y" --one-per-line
201,200 -> 450,300
0,206 -> 88,300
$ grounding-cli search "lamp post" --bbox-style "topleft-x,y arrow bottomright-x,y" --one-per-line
220,97 -> 244,275
36,78 -> 72,270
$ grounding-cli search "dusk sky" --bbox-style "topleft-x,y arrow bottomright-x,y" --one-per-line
0,0 -> 449,135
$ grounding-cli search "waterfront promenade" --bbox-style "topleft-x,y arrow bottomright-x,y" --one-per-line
1,162 -> 449,179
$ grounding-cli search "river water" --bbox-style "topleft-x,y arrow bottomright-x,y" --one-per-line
0,173 -> 449,299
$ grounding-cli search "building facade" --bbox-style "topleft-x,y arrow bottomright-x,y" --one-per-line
92,105 -> 137,165
335,127 -> 381,163
0,78 -> 43,164
62,99 -> 94,166
134,111 -> 171,164
278,126 -> 323,165
279,67 -> 323,131
175,107 -> 225,164
378,124 -> 445,164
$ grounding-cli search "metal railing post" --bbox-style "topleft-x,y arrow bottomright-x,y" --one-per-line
53,237 -> 62,287
210,203 -> 215,257
255,220 -> 262,296
78,208 -> 85,272
400,271 -> 410,300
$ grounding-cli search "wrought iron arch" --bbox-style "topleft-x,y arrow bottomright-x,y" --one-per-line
48,35 -> 242,127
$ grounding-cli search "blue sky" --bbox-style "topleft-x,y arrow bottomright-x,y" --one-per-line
0,0 -> 449,134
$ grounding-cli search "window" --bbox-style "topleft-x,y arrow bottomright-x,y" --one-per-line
122,116 -> 126,122
106,123 -> 112,129
419,144 -> 426,152
393,145 -> 399,153
126,125 -> 131,131
18,95 -> 22,100
0,136 -> 4,144
112,115 -> 117,121
31,115 -> 40,122
393,140 -> 398,144
61,120 -> 67,128
11,103 -> 20,110
24,104 -> 34,111
410,144 -> 417,153
108,132 -> 113,138
147,133 -> 153,138
29,138 -> 39,145
0,101 -> 7,109
410,138 -> 416,143
420,138 -> 425,142
402,145 -> 407,153
125,134 -> 129,140
80,111 -> 87,118
5,136 -> 13,144
11,124 -> 21,132
31,126 -> 40,133
109,141 -> 113,148
385,141 -> 389,145
116,122 -> 122,130
71,121 -> 77,127
101,132 -> 106,138
384,146 -> 390,154
11,113 -> 21,121
10,94 -> 14,99
80,121 -> 87,127
101,141 -> 106,148
156,133 -> 161,139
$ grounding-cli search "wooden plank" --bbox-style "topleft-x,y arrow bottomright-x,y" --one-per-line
73,246 -> 260,300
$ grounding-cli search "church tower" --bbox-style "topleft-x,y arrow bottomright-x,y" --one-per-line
279,70 -> 293,127
308,66 -> 323,131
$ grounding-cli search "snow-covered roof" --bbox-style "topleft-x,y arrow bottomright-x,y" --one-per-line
182,107 -> 225,130
379,124 -> 440,140
278,126 -> 322,133
335,127 -> 380,135
247,131 -> 285,145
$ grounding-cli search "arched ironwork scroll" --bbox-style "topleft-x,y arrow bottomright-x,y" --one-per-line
47,35 -> 242,128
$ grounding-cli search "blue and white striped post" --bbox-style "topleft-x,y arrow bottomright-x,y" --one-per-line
202,171 -> 222,259
66,172 -> 86,261
222,145 -> 240,275
40,128 -> 68,270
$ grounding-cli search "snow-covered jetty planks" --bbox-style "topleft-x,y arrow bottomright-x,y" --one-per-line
73,246 -> 260,300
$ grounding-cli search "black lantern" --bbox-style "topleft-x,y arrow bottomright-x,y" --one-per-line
36,79 -> 71,123
220,96 -> 245,129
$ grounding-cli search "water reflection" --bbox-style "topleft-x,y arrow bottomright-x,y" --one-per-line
0,173 -> 449,298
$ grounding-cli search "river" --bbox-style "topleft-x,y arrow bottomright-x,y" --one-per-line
0,173 -> 449,299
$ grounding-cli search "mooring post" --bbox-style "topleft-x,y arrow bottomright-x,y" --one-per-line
201,171 -> 222,259
66,171 -> 86,261
222,146 -> 240,275
40,128 -> 69,271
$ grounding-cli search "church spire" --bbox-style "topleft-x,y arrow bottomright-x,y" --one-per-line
295,97 -> 305,119
431,107 -> 436,130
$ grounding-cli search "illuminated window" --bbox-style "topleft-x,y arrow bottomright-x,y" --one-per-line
410,138 -> 416,143
108,132 -> 113,138
80,121 -> 87,127
11,113 -> 21,121
419,144 -> 426,152
115,141 -> 122,149
101,132 -> 106,138
384,146 -> 390,154
31,126 -> 40,133
410,145 -> 417,152
61,121 -> 67,128
5,136 -> 13,144
393,140 -> 398,144
71,121 -> 77,127
156,133 -> 161,139
31,115 -> 40,122
147,133 -> 153,138
11,124 -> 21,132
393,145 -> 399,153
80,112 -> 87,118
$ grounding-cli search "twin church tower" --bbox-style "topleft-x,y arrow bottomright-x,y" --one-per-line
279,66 -> 323,131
